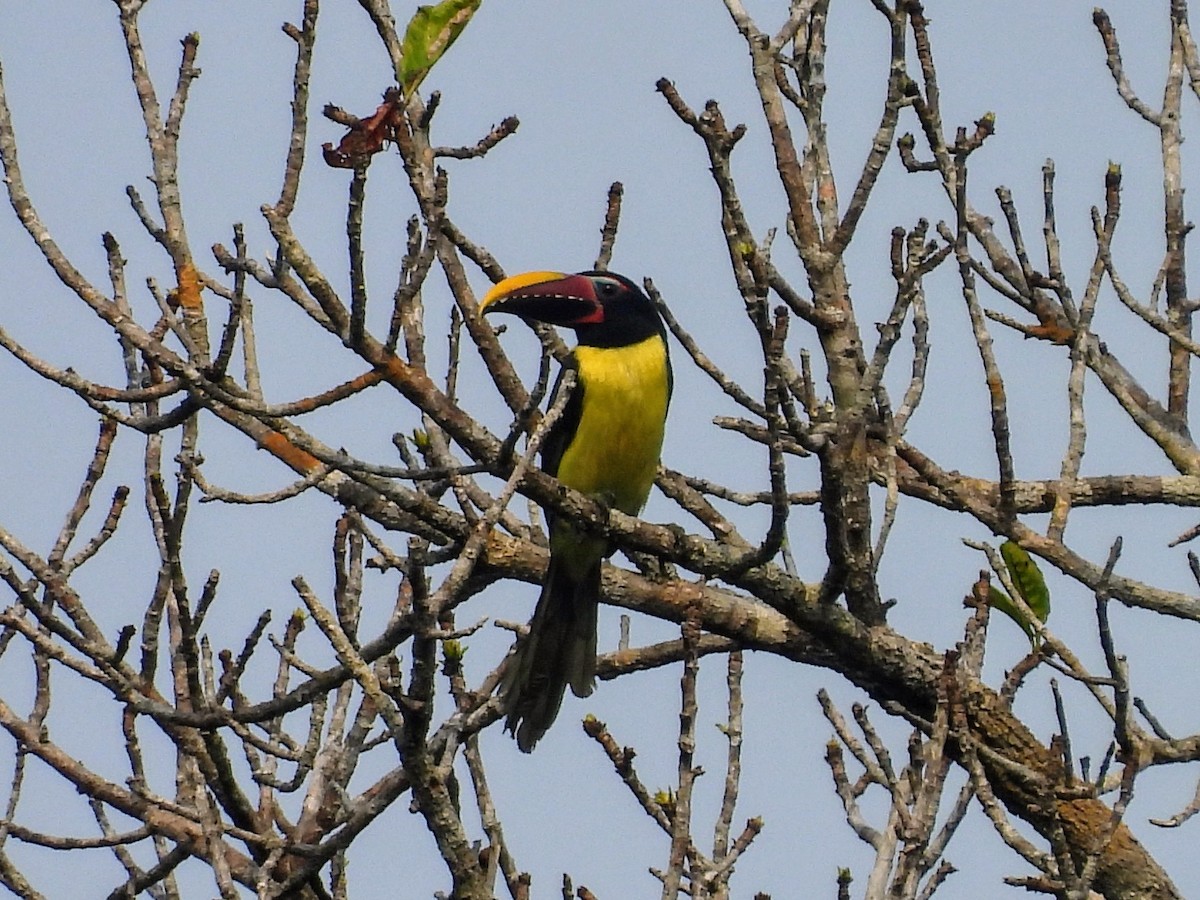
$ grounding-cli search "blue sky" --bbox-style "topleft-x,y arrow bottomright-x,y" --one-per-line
0,1 -> 1196,897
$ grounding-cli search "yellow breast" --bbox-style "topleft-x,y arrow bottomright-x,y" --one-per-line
556,336 -> 670,515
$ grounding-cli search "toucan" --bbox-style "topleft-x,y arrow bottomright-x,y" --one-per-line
479,270 -> 672,752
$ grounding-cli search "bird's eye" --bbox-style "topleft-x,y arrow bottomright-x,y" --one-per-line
596,279 -> 619,298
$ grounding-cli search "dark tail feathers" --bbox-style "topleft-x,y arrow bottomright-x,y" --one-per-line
501,556 -> 599,752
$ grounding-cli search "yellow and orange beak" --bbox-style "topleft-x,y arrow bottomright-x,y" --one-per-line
480,271 -> 606,326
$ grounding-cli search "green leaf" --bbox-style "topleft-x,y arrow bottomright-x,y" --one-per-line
398,0 -> 482,98
996,540 -> 1051,645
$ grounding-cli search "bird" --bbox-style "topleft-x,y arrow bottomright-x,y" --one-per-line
479,270 -> 672,752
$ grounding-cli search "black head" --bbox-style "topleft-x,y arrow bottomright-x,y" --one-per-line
480,270 -> 665,348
